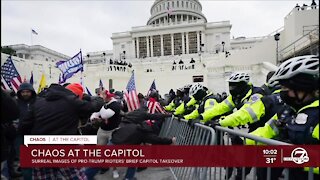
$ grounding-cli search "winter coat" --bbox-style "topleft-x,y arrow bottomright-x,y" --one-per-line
19,84 -> 102,135
1,90 -> 19,161
111,107 -> 172,145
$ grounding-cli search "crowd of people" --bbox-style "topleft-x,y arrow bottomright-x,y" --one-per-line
107,59 -> 133,72
1,55 -> 319,180
295,0 -> 317,10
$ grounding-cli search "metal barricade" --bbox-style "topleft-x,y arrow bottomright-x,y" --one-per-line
159,116 -> 317,180
160,117 -> 216,180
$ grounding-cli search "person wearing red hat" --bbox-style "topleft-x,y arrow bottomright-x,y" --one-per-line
65,83 -> 84,99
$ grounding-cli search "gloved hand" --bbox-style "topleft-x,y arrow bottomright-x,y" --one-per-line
204,120 -> 212,126
188,119 -> 201,128
210,120 -> 221,130
175,115 -> 184,122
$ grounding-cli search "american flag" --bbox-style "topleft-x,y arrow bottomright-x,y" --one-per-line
1,56 -> 22,92
146,80 -> 157,97
146,97 -> 166,114
124,72 -> 140,112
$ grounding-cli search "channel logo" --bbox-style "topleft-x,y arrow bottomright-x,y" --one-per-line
283,147 -> 309,164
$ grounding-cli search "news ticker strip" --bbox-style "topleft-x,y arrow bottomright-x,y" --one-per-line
20,145 -> 320,167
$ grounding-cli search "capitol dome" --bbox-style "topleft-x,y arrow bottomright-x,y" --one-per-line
147,0 -> 207,25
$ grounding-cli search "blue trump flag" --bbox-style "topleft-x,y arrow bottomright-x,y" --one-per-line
56,51 -> 83,83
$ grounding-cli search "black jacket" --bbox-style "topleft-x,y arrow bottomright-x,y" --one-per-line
1,90 -> 20,161
111,107 -> 172,145
19,84 -> 102,135
16,83 -> 37,133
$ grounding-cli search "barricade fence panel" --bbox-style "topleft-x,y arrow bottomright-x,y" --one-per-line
159,116 -> 317,180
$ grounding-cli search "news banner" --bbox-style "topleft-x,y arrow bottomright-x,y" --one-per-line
20,135 -> 320,168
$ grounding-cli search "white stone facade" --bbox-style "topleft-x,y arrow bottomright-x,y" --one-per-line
1,2 -> 318,96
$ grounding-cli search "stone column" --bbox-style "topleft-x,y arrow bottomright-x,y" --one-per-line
137,38 -> 140,58
186,32 -> 189,54
171,34 -> 174,55
160,34 -> 164,56
197,31 -> 200,53
181,33 -> 185,54
146,36 -> 150,57
150,36 -> 154,57
201,31 -> 205,52
132,39 -> 136,58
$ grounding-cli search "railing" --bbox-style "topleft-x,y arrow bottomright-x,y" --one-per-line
159,117 -> 216,180
160,117 -> 317,180
279,26 -> 319,61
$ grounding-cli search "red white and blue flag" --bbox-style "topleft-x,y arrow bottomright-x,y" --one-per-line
124,72 -> 140,112
1,56 -> 22,92
146,79 -> 157,97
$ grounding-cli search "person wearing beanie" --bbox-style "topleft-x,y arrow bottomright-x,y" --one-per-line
13,82 -> 37,179
19,83 -> 103,179
66,83 -> 84,99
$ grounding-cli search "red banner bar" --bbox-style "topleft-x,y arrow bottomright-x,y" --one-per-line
20,145 -> 320,168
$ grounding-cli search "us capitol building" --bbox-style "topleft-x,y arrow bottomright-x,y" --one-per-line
2,0 -> 319,95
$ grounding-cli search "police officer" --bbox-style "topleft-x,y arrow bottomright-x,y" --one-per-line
183,83 -> 218,126
246,55 -> 319,179
201,72 -> 265,125
165,87 -> 184,112
214,75 -> 282,133
211,75 -> 283,180
174,84 -> 197,116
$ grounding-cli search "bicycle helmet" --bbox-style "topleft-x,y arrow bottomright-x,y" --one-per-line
189,83 -> 204,97
270,55 -> 319,82
227,72 -> 250,83
183,84 -> 192,89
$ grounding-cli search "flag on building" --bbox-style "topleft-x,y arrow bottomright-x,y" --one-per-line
56,51 -> 83,83
31,29 -> 38,35
29,71 -> 34,85
146,79 -> 157,97
85,87 -> 92,96
124,72 -> 140,112
1,56 -> 22,92
37,73 -> 47,93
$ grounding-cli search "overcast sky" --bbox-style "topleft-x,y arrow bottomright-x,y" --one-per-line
1,0 -> 310,57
